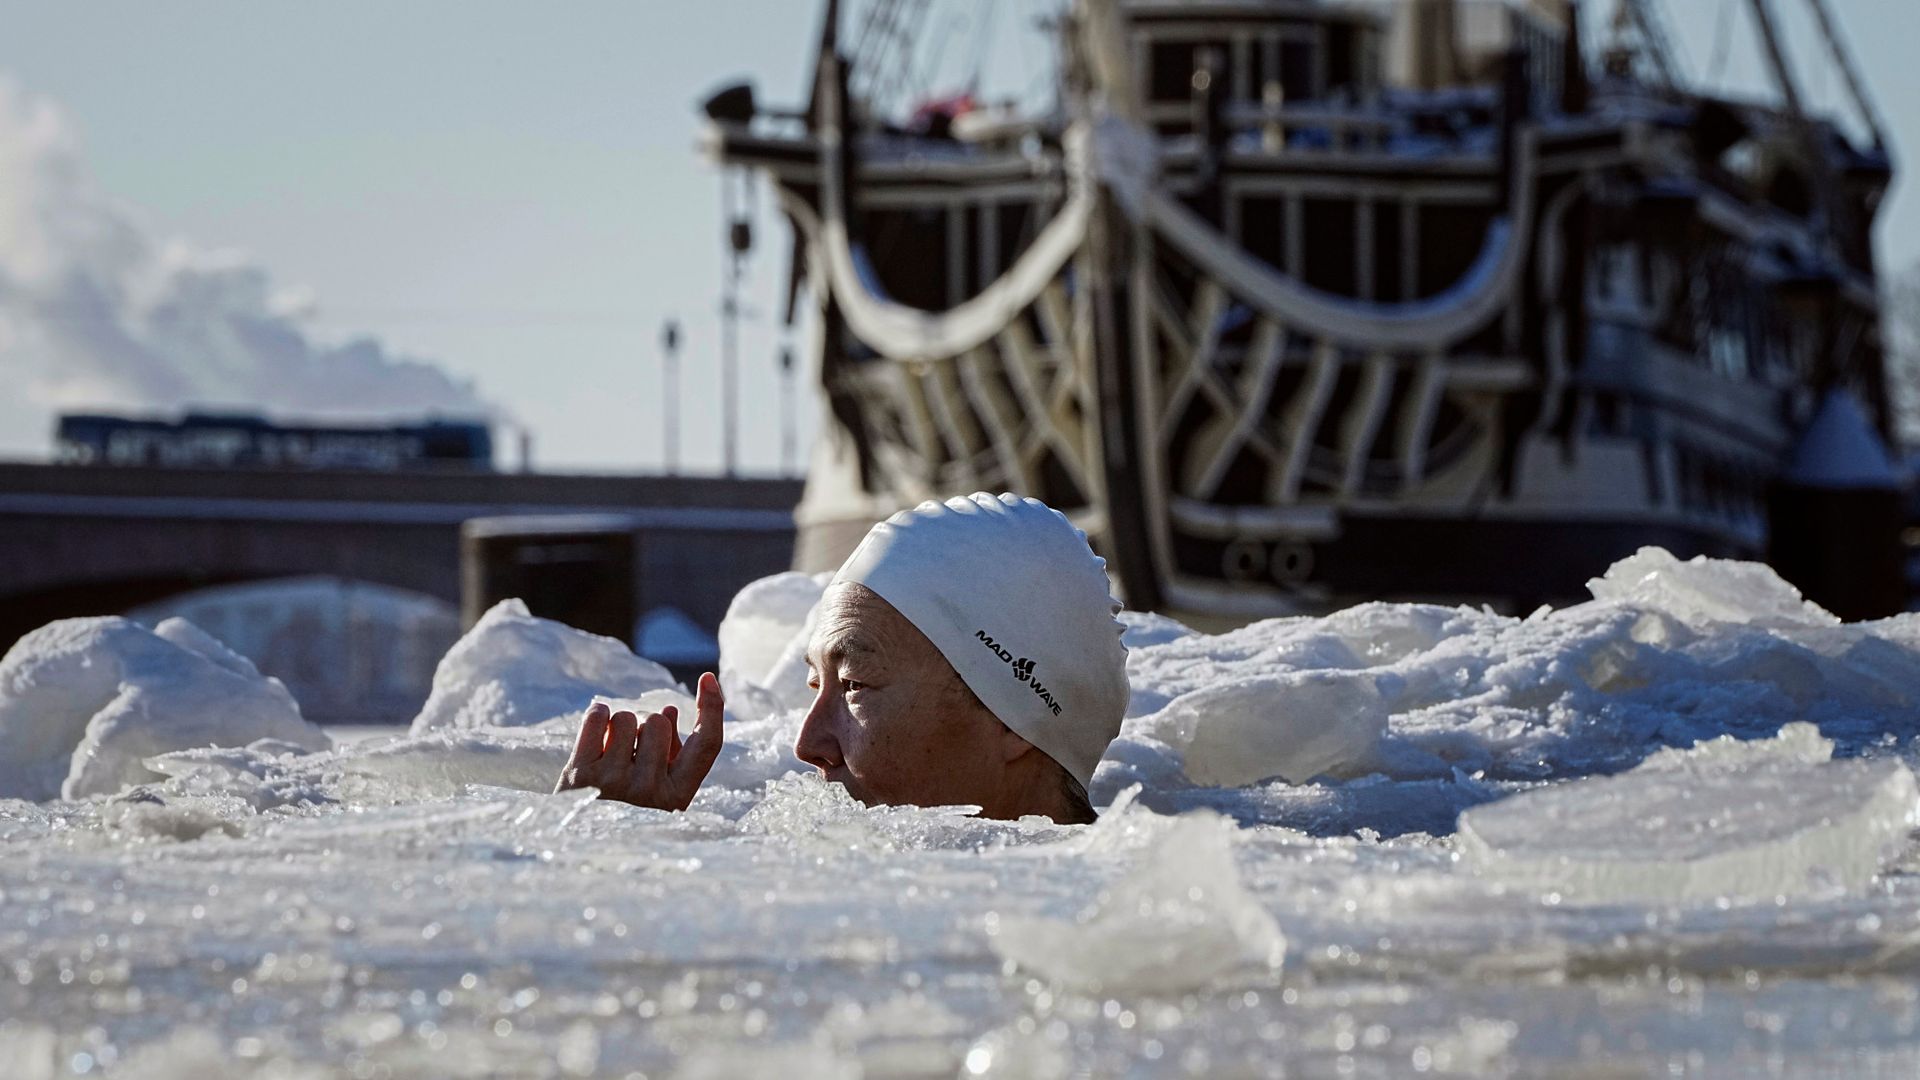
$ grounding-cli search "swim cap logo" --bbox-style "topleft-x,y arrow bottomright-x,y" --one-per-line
975,630 -> 1063,716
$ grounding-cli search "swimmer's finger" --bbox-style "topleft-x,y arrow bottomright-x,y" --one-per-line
606,710 -> 639,764
636,712 -> 674,791
663,704 -> 683,766
570,702 -> 611,763
671,672 -> 725,807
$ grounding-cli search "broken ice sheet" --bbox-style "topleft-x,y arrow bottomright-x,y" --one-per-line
1457,723 -> 1920,905
11,551 -> 1920,1075
989,809 -> 1285,993
1584,546 -> 1839,631
1137,669 -> 1390,786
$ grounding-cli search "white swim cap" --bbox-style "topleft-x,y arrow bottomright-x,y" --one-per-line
831,492 -> 1129,792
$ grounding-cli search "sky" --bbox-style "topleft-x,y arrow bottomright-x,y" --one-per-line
0,0 -> 1915,474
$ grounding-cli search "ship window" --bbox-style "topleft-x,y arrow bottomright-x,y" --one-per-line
1597,244 -> 1637,303
1763,165 -> 1813,218
1147,40 -> 1233,102
865,207 -> 952,312
1148,41 -> 1189,102
1281,40 -> 1316,103
997,202 -> 1035,280
1302,359 -> 1364,494
1674,446 -> 1697,510
1034,447 -> 1088,513
1302,198 -> 1356,295
1416,205 -> 1490,299
1247,35 -> 1272,100
1592,393 -> 1619,435
1371,201 -> 1403,302
1239,196 -> 1287,273
1326,24 -> 1355,96
1709,327 -> 1749,381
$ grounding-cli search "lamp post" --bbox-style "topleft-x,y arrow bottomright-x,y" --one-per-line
721,170 -> 755,477
661,319 -> 680,474
780,345 -> 797,476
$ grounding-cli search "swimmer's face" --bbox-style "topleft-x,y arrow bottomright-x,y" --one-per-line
796,582 -> 1018,811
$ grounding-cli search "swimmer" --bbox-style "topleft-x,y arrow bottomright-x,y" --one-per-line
555,493 -> 1129,824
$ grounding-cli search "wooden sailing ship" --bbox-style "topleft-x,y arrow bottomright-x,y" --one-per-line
702,0 -> 1903,620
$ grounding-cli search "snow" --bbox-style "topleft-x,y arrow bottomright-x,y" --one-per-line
716,569 -> 829,719
0,615 -> 330,801
408,599 -> 681,735
5,548 -> 1920,1074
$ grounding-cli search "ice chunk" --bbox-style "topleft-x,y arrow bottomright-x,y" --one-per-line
991,810 -> 1285,992
1586,547 -> 1838,630
1122,603 -> 1487,719
1457,724 -> 1919,904
0,616 -> 329,801
98,790 -> 253,842
957,1025 -> 1070,1080
301,728 -> 572,802
713,571 -> 832,722
1107,546 -> 1920,797
1116,608 -> 1195,650
146,724 -> 584,808
409,599 -> 680,734
150,616 -> 262,677
172,690 -> 800,810
738,773 -> 1044,851
673,1043 -> 862,1080
1318,602 -> 1461,665
1137,671 -> 1389,786
717,571 -> 827,689
112,1026 -> 332,1080
1635,721 -> 1835,771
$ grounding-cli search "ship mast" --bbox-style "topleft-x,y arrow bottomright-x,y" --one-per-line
1743,0 -> 1808,124
1617,0 -> 1684,92
1743,0 -> 1889,154
1742,0 -> 1853,267
1800,0 -> 1889,153
847,0 -> 937,121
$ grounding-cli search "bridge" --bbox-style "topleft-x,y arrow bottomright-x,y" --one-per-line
0,463 -> 804,654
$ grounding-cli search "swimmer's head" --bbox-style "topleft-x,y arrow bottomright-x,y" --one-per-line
796,493 -> 1128,823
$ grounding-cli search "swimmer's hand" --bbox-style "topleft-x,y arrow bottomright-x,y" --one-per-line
554,671 -> 725,811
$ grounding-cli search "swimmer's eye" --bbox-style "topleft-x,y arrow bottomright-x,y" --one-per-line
841,679 -> 866,693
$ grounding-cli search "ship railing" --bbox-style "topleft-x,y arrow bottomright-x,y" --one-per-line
1214,101 -> 1401,154
1138,99 -> 1508,160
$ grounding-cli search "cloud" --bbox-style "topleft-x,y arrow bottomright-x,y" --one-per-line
0,76 -> 491,456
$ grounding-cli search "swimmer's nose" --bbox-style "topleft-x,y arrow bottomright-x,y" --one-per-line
794,688 -> 843,772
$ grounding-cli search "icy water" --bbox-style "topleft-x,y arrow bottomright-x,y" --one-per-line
4,548 -> 1920,1077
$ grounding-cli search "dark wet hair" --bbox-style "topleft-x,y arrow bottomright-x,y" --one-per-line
1053,767 -> 1098,825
